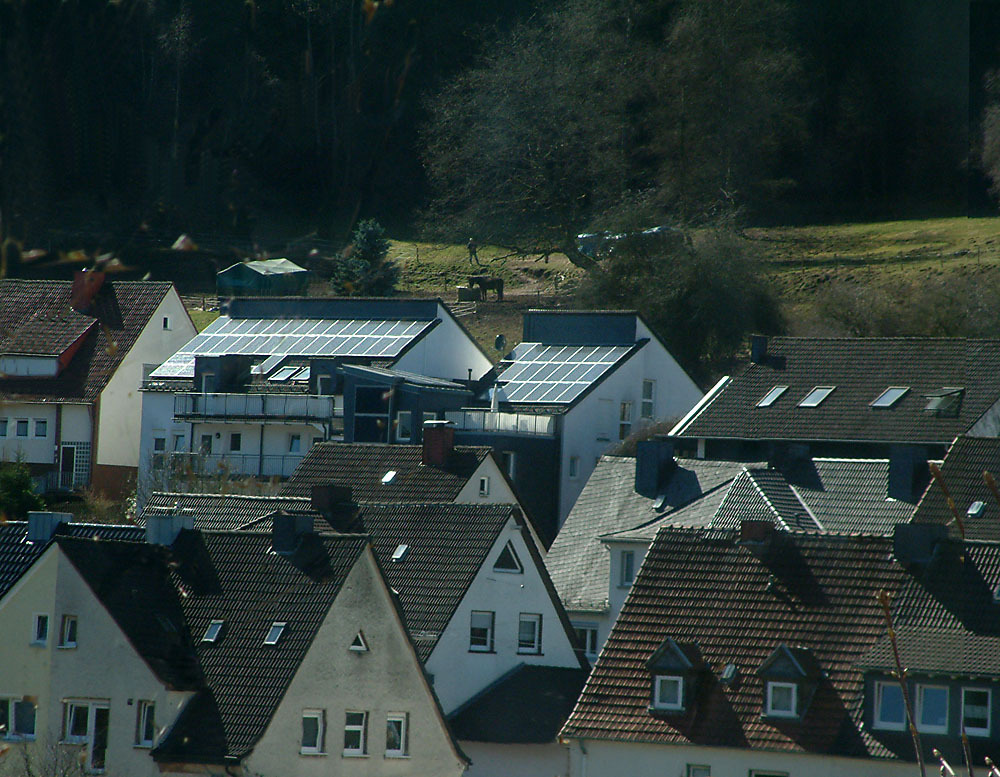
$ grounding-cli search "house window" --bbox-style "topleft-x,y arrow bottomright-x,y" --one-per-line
343,711 -> 368,756
202,620 -> 224,643
620,550 -> 635,587
62,700 -> 110,772
201,371 -> 215,393
200,434 -> 213,455
135,701 -> 156,747
573,624 -> 599,659
469,611 -> 495,652
619,401 -> 633,440
916,684 -> 949,733
1,698 -> 36,738
873,680 -> 906,730
162,316 -> 171,330
60,615 -> 78,648
518,613 -> 542,654
654,675 -> 684,710
32,614 -> 48,645
872,386 -> 909,408
15,419 -> 28,437
153,437 -> 166,452
494,541 -> 523,573
798,386 -> 835,407
756,385 -> 788,407
765,681 -> 798,717
396,411 -> 412,442
229,432 -> 242,452
264,621 -> 286,645
317,375 -> 333,395
641,380 -> 656,419
750,772 -> 788,777
33,419 -> 46,437
687,765 -> 711,777
963,688 -> 991,737
501,451 -> 516,479
386,713 -> 409,757
0,418 -> 6,437
172,434 -> 186,451
289,434 -> 301,453
479,476 -> 490,497
301,709 -> 325,754
568,456 -> 579,479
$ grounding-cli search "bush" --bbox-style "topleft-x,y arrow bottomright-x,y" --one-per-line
0,462 -> 44,519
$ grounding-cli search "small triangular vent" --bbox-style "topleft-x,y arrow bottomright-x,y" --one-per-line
494,540 -> 523,573
350,630 -> 369,652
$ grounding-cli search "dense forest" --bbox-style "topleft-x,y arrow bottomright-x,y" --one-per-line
0,0 -> 985,247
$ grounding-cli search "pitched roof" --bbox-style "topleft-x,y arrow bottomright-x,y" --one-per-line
448,664 -> 588,743
0,279 -> 173,401
154,530 -> 367,763
545,456 -> 747,613
911,435 -> 1000,540
673,337 -> 1000,445
143,493 -> 309,532
279,442 -> 492,501
561,528 -> 905,758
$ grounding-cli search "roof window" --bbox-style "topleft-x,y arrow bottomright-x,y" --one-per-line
382,470 -> 397,484
264,621 -> 286,645
924,387 -> 964,417
756,385 -> 788,407
202,620 -> 224,643
798,386 -> 835,407
871,387 -> 909,408
391,544 -> 410,563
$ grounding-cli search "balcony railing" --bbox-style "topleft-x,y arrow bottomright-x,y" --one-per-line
154,451 -> 304,478
174,393 -> 340,422
444,410 -> 557,436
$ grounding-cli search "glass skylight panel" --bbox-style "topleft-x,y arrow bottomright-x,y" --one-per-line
264,622 -> 286,645
757,385 -> 789,407
269,366 -> 299,382
202,620 -> 224,643
871,386 -> 909,408
798,386 -> 835,407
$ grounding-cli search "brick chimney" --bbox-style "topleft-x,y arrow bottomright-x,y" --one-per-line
70,270 -> 106,313
739,519 -> 776,559
422,420 -> 455,466
272,512 -> 315,555
311,484 -> 362,532
750,334 -> 768,364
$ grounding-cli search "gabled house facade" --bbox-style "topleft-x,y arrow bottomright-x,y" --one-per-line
0,274 -> 194,496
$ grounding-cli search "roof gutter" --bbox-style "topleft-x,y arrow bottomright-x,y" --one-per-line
669,375 -> 730,437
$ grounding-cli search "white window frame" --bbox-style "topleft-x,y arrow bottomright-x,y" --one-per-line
686,765 -> 711,777
654,675 -> 684,710
395,411 -> 412,442
573,623 -> 599,659
517,613 -> 542,655
765,681 -> 798,718
916,683 -> 949,734
479,476 -> 490,497
301,709 -> 325,755
962,687 -> 991,737
172,433 -> 186,452
33,418 -> 46,438
619,401 -> 633,440
756,385 -> 789,407
31,613 -> 48,646
1,698 -> 37,739
343,710 -> 368,756
493,541 -> 523,574
62,699 -> 110,772
798,386 -> 835,407
502,451 -> 517,479
264,621 -> 286,645
59,614 -> 78,648
135,700 -> 156,748
872,680 -> 906,731
202,620 -> 224,643
15,418 -> 28,437
641,379 -> 656,419
619,550 -> 635,587
385,713 -> 409,758
871,386 -> 910,408
469,610 -> 495,652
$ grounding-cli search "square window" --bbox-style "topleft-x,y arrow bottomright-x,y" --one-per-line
766,682 -> 797,717
60,615 -> 78,648
395,411 -> 412,442
479,476 -> 490,497
229,433 -> 242,452
917,684 -> 949,733
620,550 -> 635,587
264,622 -> 286,645
153,437 -> 166,452
654,675 -> 684,710
135,701 -> 156,747
469,610 -> 495,652
518,613 -> 542,654
16,419 -> 28,437
963,688 -> 991,736
641,380 -> 656,419
873,681 -> 905,730
386,713 -> 408,757
344,711 -> 368,755
301,709 -> 325,754
33,419 -> 46,437
32,614 -> 48,645
3,699 -> 36,737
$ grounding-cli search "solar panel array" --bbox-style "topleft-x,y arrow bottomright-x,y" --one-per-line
150,317 -> 433,378
489,343 -> 632,404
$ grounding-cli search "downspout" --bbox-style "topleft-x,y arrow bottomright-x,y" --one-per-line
258,423 -> 265,477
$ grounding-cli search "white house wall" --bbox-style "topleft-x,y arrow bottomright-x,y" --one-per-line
60,403 -> 92,441
461,741 -> 570,777
392,304 -> 492,382
0,403 -> 59,465
455,457 -> 546,554
96,289 -> 195,468
424,517 -> 581,714
246,547 -> 466,777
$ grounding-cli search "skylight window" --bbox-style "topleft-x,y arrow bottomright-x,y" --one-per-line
264,621 -> 286,645
924,388 -> 964,416
756,385 -> 788,407
202,620 -> 224,643
381,470 -> 397,484
871,387 -> 909,408
798,386 -> 835,407
391,544 -> 410,563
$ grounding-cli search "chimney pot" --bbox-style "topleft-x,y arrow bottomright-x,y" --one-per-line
70,270 -> 106,313
422,420 -> 455,466
27,512 -> 73,543
272,512 -> 314,554
635,438 -> 676,498
145,512 -> 194,545
311,484 -> 361,532
750,334 -> 768,364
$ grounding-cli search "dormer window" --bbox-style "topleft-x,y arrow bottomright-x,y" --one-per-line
653,676 -> 685,711
872,680 -> 906,730
757,385 -> 788,407
798,386 -> 835,407
924,387 -> 964,417
493,541 -> 523,574
757,644 -> 819,720
264,621 -> 286,645
963,688 -> 991,737
765,682 -> 798,718
646,637 -> 701,715
871,387 -> 909,408
916,684 -> 948,733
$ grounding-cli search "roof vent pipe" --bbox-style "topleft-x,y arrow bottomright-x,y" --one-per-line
27,512 -> 73,544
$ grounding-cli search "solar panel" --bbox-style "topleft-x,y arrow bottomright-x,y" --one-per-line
487,342 -> 632,405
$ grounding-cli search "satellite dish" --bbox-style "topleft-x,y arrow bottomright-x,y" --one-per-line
494,334 -> 507,353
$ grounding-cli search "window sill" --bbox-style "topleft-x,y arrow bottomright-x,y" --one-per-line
916,727 -> 948,735
300,750 -> 327,757
517,650 -> 543,656
468,648 -> 496,654
30,640 -> 47,647
385,753 -> 410,759
134,744 -> 154,750
965,729 -> 991,738
342,752 -> 369,758
871,723 -> 906,732
57,644 -> 78,650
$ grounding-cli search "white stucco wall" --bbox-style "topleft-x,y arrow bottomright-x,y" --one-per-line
246,547 -> 466,777
425,518 -> 581,714
461,741 -> 570,777
392,304 -> 492,382
96,289 -> 195,467
0,403 -> 58,465
567,738 -> 917,777
60,404 -> 93,442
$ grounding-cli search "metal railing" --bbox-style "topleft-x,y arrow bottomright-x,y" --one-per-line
174,393 -> 340,422
154,451 -> 304,478
444,410 -> 557,436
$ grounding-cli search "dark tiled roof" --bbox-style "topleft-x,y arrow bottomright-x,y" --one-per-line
448,665 -> 588,743
546,456 -> 747,613
711,459 -> 915,536
674,337 -> 1000,445
0,279 -> 173,401
0,521 -> 144,598
155,530 -> 367,763
562,528 -> 905,759
912,436 -> 1000,540
143,493 -> 309,532
279,442 -> 491,501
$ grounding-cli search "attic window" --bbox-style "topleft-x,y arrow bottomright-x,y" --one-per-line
350,631 -> 369,652
766,682 -> 798,717
382,470 -> 397,484
924,388 -> 964,416
391,544 -> 410,563
653,676 -> 684,710
264,621 -> 286,645
798,386 -> 835,407
756,385 -> 788,407
493,541 -> 523,574
202,620 -> 224,643
871,387 -> 909,408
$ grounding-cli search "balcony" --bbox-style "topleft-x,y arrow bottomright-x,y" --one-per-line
173,393 -> 340,422
444,410 -> 558,437
153,451 -> 304,478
